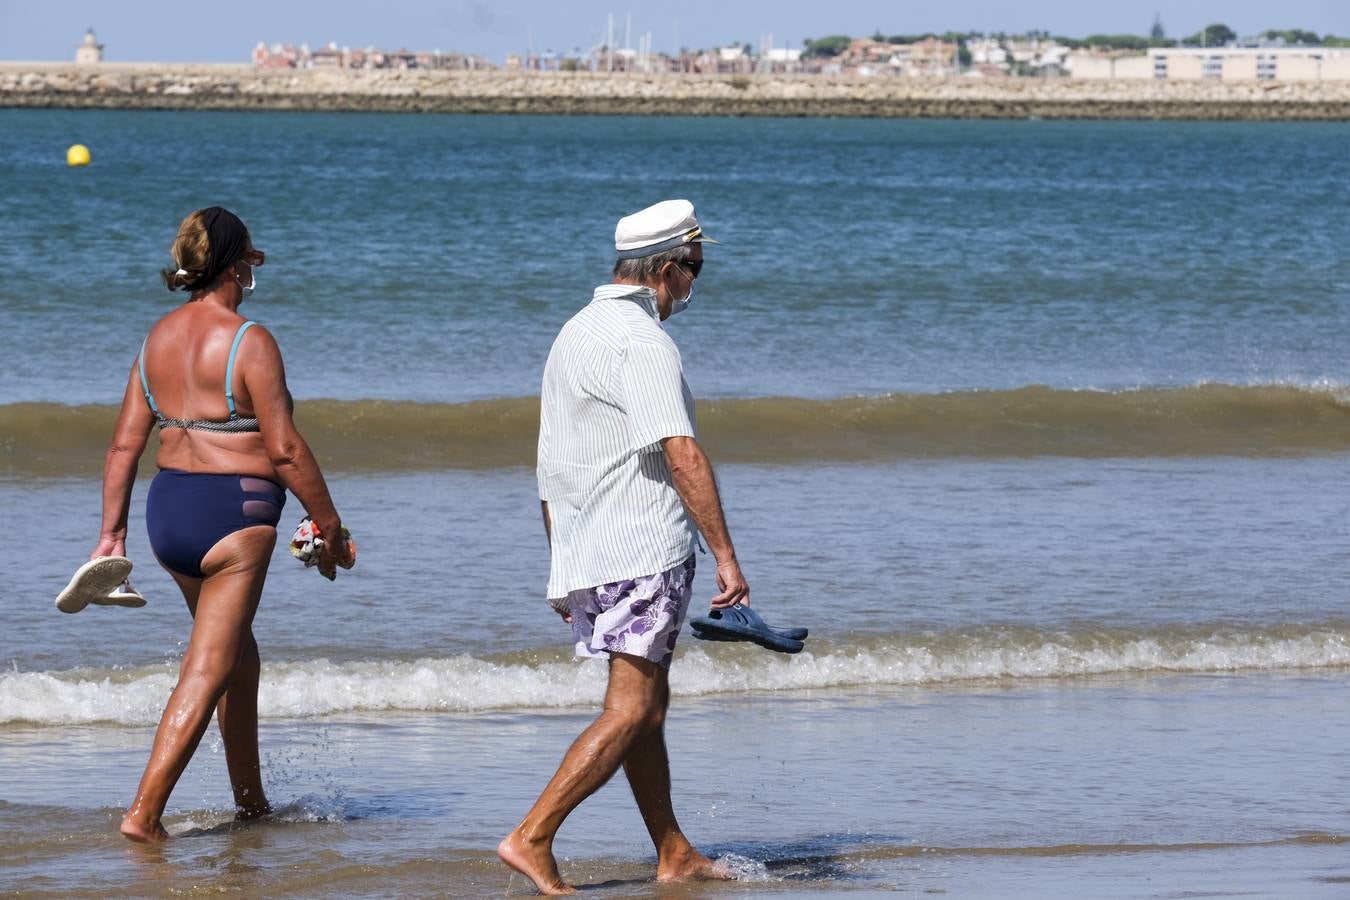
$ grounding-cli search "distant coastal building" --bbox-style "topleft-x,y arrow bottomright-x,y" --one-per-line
1068,46 -> 1350,81
241,30 -> 1350,83
969,38 -> 1009,70
1065,52 -> 1154,80
824,37 -> 959,77
252,40 -> 492,71
75,29 -> 103,65
253,41 -> 299,68
760,47 -> 804,74
892,38 -> 961,77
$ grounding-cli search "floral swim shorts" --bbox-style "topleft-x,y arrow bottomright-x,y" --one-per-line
563,556 -> 696,670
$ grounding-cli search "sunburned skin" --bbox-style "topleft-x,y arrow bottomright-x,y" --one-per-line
100,223 -> 349,846
137,301 -> 289,482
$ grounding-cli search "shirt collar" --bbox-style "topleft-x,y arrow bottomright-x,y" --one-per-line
593,282 -> 659,320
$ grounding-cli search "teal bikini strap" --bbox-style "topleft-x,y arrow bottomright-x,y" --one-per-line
224,321 -> 257,419
137,337 -> 160,416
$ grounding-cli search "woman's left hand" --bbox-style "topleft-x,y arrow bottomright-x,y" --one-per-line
90,535 -> 127,560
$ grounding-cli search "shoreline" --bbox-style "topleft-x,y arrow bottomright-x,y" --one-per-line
4,63 -> 1350,119
5,674 -> 1350,895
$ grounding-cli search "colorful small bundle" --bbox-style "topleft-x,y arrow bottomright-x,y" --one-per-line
289,516 -> 357,581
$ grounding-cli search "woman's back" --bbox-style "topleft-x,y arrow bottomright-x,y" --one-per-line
141,304 -> 274,478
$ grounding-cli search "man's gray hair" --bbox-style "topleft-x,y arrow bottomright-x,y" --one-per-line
612,244 -> 693,284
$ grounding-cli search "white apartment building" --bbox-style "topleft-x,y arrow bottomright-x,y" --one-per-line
968,38 -> 1009,68
1069,46 -> 1350,81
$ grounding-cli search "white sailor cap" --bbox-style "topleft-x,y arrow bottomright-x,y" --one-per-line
614,199 -> 719,259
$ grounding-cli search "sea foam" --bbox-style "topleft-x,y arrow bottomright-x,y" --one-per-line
3,625 -> 1349,727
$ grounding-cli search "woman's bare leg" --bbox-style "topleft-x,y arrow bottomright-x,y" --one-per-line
217,630 -> 270,819
150,571 -> 268,818
168,559 -> 271,818
120,527 -> 275,842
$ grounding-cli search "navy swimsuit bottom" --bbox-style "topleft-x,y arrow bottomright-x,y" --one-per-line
146,470 -> 286,577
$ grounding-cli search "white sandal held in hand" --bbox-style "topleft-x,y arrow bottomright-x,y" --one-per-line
55,556 -> 133,614
93,578 -> 146,608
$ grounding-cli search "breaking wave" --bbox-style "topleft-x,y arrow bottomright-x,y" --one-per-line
7,384 -> 1350,476
4,622 -> 1348,726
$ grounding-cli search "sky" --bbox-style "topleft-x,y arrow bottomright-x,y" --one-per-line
1,0 -> 1347,63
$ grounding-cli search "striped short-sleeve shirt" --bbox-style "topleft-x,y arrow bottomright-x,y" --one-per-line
538,283 -> 697,600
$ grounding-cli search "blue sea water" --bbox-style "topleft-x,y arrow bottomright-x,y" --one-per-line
1,112 -> 1348,403
2,110 -> 1350,896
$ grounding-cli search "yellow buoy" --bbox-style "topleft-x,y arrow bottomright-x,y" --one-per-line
66,144 -> 91,167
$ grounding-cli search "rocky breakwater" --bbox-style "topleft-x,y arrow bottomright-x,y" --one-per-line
3,63 -> 1350,119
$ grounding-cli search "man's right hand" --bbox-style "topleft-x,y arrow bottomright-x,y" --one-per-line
549,597 -> 573,624
710,558 -> 749,608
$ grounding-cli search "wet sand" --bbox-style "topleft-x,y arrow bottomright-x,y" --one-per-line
4,671 -> 1348,896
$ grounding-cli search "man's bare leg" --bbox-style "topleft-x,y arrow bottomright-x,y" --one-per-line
498,654 -> 666,894
119,528 -> 274,843
621,697 -> 727,883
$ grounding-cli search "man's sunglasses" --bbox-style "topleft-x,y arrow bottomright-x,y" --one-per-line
680,258 -> 703,279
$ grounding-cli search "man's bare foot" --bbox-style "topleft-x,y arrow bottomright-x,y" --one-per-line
234,801 -> 272,822
656,845 -> 733,883
120,815 -> 169,843
497,829 -> 576,895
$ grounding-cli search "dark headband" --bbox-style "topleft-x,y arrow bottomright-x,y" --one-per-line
182,207 -> 248,291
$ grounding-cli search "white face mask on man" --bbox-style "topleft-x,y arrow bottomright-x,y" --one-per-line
666,262 -> 696,317
670,279 -> 695,316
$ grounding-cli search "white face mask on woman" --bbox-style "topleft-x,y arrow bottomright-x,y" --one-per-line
235,262 -> 256,294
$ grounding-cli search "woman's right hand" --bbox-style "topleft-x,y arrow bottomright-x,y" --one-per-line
90,535 -> 127,560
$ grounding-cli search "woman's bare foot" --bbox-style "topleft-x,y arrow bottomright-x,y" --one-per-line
120,815 -> 170,843
234,801 -> 272,822
656,845 -> 733,883
497,829 -> 576,895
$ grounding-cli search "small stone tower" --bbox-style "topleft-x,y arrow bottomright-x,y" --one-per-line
75,29 -> 104,65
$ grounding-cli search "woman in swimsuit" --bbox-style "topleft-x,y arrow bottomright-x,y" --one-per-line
93,207 -> 352,842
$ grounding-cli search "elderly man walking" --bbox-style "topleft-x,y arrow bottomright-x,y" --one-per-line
498,200 -> 748,894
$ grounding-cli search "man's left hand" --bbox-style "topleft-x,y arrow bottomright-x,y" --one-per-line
711,558 -> 749,608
